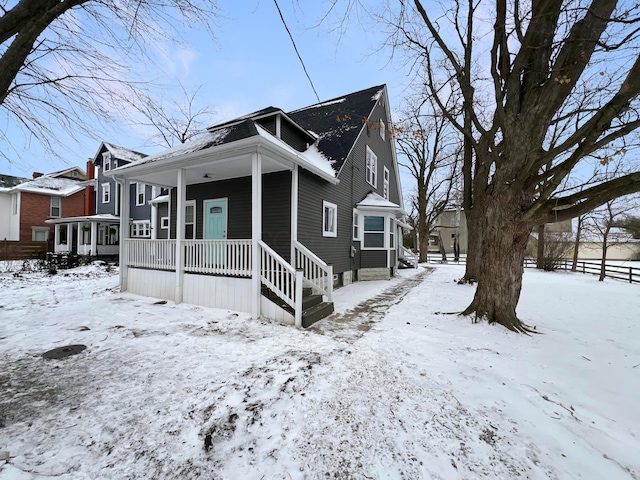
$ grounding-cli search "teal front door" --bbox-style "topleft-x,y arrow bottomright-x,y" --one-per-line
204,199 -> 228,266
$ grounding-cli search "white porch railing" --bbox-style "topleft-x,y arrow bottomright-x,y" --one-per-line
184,239 -> 252,276
399,245 -> 419,268
128,239 -> 176,270
259,240 -> 303,327
294,240 -> 333,301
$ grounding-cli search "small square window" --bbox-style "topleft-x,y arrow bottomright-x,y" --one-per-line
50,196 -> 61,217
161,217 -> 169,229
323,201 -> 337,237
32,227 -> 49,242
366,146 -> 377,188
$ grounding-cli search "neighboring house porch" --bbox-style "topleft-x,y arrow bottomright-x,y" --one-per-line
46,214 -> 120,257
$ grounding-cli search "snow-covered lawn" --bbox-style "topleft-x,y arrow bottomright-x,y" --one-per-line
0,262 -> 638,479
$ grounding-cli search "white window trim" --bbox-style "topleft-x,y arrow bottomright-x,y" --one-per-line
136,182 -> 145,206
389,218 -> 396,249
362,214 -> 387,250
366,146 -> 377,188
160,216 -> 169,229
50,196 -> 61,218
352,209 -> 359,241
103,152 -> 112,171
131,220 -> 151,238
102,183 -> 110,203
322,200 -> 337,237
185,200 -> 196,239
383,166 -> 390,200
379,119 -> 386,141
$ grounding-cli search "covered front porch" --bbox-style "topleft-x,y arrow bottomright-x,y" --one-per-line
46,214 -> 120,257
110,128 -> 338,326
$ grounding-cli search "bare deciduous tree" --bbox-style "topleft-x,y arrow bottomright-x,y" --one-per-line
377,0 -> 640,332
131,84 -> 217,148
394,98 -> 460,262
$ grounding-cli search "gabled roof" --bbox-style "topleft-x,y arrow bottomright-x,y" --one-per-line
48,166 -> 86,179
288,85 -> 385,172
12,174 -> 85,196
98,142 -> 147,164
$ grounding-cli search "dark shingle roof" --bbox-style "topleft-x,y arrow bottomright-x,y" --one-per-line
288,85 -> 384,172
0,173 -> 29,189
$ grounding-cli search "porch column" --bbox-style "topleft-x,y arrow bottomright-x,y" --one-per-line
290,164 -> 298,267
151,186 -> 158,240
251,152 -> 262,319
175,168 -> 186,303
66,223 -> 73,251
76,222 -> 82,253
54,224 -> 60,250
90,222 -> 97,256
119,178 -> 131,290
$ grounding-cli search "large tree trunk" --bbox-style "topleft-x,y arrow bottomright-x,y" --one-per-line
599,231 -> 609,281
461,206 -> 482,282
418,224 -> 429,263
462,194 -> 534,333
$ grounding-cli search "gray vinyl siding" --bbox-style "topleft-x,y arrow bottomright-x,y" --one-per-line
130,183 -> 152,220
157,202 -> 169,239
361,250 -> 387,268
296,97 -> 402,275
280,122 -> 307,152
297,168 -> 356,274
258,117 -> 276,136
169,172 -> 291,260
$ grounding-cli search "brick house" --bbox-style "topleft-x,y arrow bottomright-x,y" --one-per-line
2,168 -> 87,248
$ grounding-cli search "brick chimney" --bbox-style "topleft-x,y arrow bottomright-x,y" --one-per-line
84,159 -> 95,215
33,172 -> 43,178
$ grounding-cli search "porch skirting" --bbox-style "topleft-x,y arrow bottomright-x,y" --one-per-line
127,268 -> 252,313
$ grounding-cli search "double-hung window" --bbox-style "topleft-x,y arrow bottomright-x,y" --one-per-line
103,152 -> 112,171
184,201 -> 195,239
363,215 -> 385,248
50,196 -> 61,217
352,209 -> 359,240
323,201 -> 337,237
389,218 -> 395,249
102,183 -> 110,203
366,146 -> 377,187
136,183 -> 145,206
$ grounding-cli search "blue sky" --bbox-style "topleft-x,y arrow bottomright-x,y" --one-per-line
1,1 -> 414,182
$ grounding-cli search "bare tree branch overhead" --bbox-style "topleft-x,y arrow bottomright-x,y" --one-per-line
0,0 -> 222,163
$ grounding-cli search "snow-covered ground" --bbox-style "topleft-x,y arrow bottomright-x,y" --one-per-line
0,261 -> 638,479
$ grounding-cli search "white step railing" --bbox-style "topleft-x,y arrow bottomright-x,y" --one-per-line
399,245 -> 419,268
127,239 -> 175,270
294,240 -> 333,301
183,239 -> 251,276
259,240 -> 303,327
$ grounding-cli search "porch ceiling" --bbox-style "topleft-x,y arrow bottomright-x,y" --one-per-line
113,148 -> 291,188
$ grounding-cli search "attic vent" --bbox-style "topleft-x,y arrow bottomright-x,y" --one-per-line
209,206 -> 222,214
